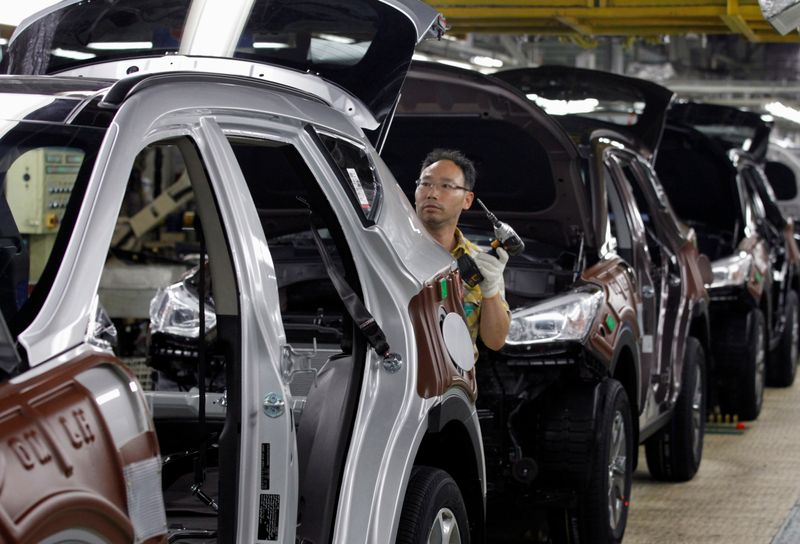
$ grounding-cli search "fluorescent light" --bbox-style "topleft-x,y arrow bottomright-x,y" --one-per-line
471,55 -> 503,68
253,42 -> 291,49
0,38 -> 7,46
316,33 -> 355,44
765,101 -> 800,124
412,53 -> 432,62
526,93 -> 599,115
761,114 -> 775,123
436,59 -> 474,71
87,41 -> 153,50
51,48 -> 96,60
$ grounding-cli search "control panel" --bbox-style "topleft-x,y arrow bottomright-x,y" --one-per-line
6,147 -> 83,234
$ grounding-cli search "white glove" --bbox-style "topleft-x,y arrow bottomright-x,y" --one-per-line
473,247 -> 508,298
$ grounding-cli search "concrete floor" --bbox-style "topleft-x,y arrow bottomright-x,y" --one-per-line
624,378 -> 800,544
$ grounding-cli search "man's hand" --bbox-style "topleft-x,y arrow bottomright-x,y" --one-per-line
473,247 -> 509,298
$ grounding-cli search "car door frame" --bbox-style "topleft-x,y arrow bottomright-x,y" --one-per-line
16,83 -> 301,543
604,149 -> 670,419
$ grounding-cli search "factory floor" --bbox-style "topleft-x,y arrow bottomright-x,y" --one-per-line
625,377 -> 800,544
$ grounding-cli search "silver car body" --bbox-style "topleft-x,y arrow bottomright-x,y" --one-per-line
2,0 -> 481,542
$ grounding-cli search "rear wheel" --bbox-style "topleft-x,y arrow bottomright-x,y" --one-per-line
767,290 -> 799,387
579,379 -> 633,544
720,308 -> 766,421
645,337 -> 706,481
397,466 -> 470,544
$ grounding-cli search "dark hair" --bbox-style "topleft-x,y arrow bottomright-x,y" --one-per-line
421,148 -> 476,190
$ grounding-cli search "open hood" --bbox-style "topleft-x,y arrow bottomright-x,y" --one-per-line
6,0 -> 445,130
494,66 -> 674,158
668,102 -> 773,163
382,61 -> 596,252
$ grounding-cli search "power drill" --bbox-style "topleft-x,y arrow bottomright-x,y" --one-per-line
457,199 -> 525,288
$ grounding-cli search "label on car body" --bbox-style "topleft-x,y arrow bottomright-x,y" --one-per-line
260,443 -> 270,490
346,168 -> 370,209
258,493 -> 280,541
641,335 -> 653,354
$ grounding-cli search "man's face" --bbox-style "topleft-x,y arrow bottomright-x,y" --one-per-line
415,159 -> 474,230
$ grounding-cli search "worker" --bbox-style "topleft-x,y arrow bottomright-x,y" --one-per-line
414,148 -> 511,354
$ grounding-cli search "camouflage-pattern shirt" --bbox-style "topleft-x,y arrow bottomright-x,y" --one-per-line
450,228 -> 510,361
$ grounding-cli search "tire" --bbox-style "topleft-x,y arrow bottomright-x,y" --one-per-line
579,379 -> 633,544
645,337 -> 706,482
397,466 -> 470,544
767,290 -> 799,387
721,308 -> 766,421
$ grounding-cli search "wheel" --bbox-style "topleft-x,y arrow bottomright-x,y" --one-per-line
721,308 -> 766,421
579,379 -> 633,544
767,290 -> 799,387
397,466 -> 470,544
645,337 -> 706,481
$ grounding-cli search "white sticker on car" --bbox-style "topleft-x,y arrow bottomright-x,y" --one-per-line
346,167 -> 370,209
641,334 -> 653,354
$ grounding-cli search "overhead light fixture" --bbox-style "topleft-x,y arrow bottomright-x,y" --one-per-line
87,41 -> 153,50
436,59 -> 474,71
470,55 -> 503,69
0,38 -> 7,46
761,114 -> 775,123
765,101 -> 800,124
526,93 -> 599,115
412,53 -> 432,62
316,33 -> 355,44
51,48 -> 96,60
253,42 -> 291,49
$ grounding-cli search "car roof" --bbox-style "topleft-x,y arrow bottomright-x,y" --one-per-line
0,72 -> 347,131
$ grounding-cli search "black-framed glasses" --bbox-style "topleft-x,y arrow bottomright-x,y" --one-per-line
415,179 -> 470,193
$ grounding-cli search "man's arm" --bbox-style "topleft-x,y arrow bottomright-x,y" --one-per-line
473,248 -> 511,351
479,293 -> 510,350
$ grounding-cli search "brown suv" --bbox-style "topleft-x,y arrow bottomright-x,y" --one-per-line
656,102 -> 800,421
384,63 -> 713,543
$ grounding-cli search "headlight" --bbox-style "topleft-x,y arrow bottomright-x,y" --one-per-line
149,280 -> 216,338
709,253 -> 752,288
506,289 -> 603,346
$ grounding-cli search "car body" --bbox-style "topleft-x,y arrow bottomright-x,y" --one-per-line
656,102 -> 800,417
383,63 -> 712,543
0,309 -> 163,543
766,140 -> 800,221
0,1 -> 489,543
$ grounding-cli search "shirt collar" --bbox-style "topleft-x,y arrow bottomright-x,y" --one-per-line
450,228 -> 472,258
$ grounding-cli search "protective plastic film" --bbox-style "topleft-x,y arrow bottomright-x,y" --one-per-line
123,457 -> 168,543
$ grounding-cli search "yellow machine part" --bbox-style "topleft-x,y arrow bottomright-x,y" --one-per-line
425,0 -> 800,43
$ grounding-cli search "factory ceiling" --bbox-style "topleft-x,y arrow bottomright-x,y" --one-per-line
424,0 -> 799,43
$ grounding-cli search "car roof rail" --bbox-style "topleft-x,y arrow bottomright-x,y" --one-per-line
99,70 -> 331,109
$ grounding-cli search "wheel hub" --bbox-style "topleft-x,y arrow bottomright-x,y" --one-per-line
755,320 -> 766,409
427,507 -> 462,544
691,361 -> 704,460
608,410 -> 628,530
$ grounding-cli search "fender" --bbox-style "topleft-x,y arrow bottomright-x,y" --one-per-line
426,393 -> 485,484
423,391 -> 486,541
607,323 -> 642,415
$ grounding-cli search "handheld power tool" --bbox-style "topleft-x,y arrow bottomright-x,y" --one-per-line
457,199 -> 525,288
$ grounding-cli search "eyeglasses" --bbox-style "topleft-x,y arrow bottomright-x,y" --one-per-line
415,179 -> 470,193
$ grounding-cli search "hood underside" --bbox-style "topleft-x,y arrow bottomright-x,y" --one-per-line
494,65 -> 674,160
382,61 -> 594,251
6,0 -> 444,129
